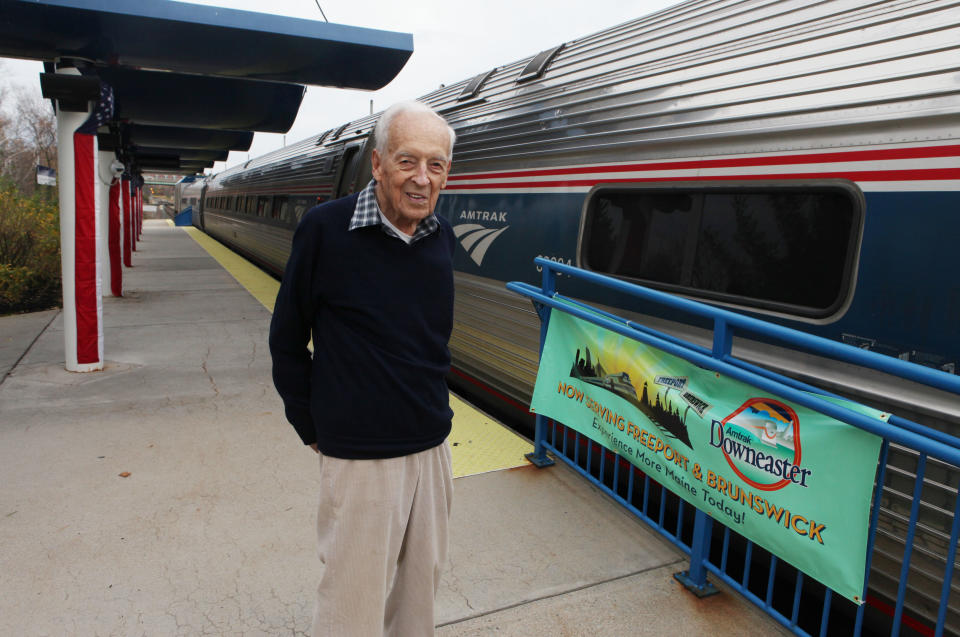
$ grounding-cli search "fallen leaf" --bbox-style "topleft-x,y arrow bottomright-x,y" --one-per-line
119,472 -> 131,478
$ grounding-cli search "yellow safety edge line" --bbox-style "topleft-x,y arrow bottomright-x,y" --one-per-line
181,226 -> 279,312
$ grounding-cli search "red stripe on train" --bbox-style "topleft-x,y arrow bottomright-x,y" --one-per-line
444,168 -> 960,190
446,144 -> 960,182
865,594 -> 934,637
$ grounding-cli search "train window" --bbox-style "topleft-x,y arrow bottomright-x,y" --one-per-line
246,196 -> 257,216
291,196 -> 314,224
272,196 -> 288,220
257,196 -> 270,218
580,183 -> 862,317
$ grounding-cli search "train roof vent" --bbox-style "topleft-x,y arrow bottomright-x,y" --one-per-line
516,44 -> 564,83
315,129 -> 332,145
331,122 -> 351,140
458,68 -> 496,101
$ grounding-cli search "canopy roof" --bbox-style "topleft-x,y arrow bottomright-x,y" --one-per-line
1,0 -> 413,173
0,0 -> 413,87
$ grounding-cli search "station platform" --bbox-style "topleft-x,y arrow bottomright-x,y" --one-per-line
0,220 -> 789,635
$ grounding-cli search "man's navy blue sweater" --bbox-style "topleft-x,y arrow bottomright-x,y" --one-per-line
268,193 -> 455,459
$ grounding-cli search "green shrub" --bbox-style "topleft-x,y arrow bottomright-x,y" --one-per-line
0,182 -> 61,314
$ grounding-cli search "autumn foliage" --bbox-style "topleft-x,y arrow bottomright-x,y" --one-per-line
0,181 -> 61,314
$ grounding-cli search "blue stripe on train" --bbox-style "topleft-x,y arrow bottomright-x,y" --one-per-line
436,190 -> 959,370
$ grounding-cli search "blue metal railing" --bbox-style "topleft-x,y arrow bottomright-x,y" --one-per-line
508,257 -> 960,637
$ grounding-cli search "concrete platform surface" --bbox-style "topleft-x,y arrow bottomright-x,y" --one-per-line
0,221 -> 789,636
0,308 -> 58,381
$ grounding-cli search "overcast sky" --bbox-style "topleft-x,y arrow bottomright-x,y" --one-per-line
0,0 -> 678,172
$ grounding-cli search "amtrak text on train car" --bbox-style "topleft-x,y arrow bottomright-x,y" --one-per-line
458,210 -> 508,222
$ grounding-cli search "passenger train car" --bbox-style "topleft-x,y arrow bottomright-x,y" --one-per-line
175,175 -> 205,226
195,1 -> 960,632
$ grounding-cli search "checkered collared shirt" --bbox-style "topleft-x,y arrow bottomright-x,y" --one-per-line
348,179 -> 440,243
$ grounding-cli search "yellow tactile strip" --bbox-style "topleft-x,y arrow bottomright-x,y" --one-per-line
179,225 -> 532,478
182,227 -> 280,312
448,393 -> 533,477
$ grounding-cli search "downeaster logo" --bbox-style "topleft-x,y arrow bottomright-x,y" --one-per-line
453,223 -> 509,266
709,398 -> 812,491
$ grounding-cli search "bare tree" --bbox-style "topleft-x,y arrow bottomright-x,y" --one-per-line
0,81 -> 14,180
0,84 -> 57,196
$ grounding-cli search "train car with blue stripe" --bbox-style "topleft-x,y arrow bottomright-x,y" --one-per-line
199,1 -> 960,632
174,175 -> 205,229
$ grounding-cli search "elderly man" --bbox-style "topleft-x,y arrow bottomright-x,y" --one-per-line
269,101 -> 457,637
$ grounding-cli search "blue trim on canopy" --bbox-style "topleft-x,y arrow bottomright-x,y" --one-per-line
0,0 -> 413,88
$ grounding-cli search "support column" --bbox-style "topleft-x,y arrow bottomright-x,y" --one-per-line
136,179 -> 143,239
54,67 -> 103,372
108,178 -> 123,296
130,178 -> 137,253
98,151 -> 122,297
122,175 -> 132,267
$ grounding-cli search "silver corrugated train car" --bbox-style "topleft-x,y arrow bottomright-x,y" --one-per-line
174,175 -> 205,229
197,1 -> 960,633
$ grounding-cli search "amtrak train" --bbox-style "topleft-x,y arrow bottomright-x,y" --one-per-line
174,175 -> 205,222
192,1 -> 960,633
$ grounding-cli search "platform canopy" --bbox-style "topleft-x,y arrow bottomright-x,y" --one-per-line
101,124 -> 255,173
0,0 -> 414,172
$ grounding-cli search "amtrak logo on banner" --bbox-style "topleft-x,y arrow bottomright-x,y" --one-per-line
710,398 -> 810,491
453,209 -> 509,266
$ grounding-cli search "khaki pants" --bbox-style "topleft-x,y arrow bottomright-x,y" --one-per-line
311,442 -> 453,637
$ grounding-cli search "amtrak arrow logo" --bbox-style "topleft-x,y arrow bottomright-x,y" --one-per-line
453,223 -> 509,266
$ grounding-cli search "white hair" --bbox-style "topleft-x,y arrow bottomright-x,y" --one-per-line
373,101 -> 456,159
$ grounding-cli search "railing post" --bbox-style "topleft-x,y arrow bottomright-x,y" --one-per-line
673,314 -> 729,595
674,509 -> 719,597
527,262 -> 557,468
713,317 -> 732,358
526,414 -> 556,467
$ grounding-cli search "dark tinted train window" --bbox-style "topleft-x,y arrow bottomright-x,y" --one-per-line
581,184 -> 861,316
272,196 -> 289,221
291,196 -> 314,223
257,196 -> 271,218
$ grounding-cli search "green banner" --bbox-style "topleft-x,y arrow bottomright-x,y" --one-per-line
530,308 -> 885,603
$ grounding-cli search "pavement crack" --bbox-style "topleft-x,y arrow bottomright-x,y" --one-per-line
200,346 -> 220,398
436,564 -> 679,629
